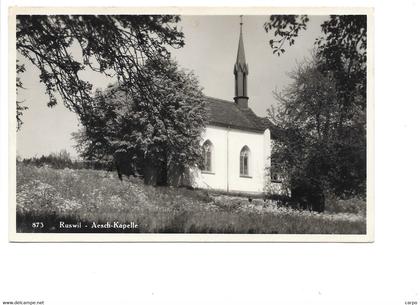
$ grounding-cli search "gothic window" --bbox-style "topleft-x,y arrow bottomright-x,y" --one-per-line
202,140 -> 213,172
240,146 -> 250,176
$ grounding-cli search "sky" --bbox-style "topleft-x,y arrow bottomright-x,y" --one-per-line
16,15 -> 327,159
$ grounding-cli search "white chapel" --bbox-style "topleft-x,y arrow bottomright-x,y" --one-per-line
186,20 -> 275,194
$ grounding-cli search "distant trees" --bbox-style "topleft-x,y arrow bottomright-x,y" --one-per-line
18,150 -> 112,170
16,15 -> 184,129
20,150 -> 73,169
266,15 -> 367,201
73,58 -> 207,185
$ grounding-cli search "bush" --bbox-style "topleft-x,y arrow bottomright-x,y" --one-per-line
325,196 -> 366,215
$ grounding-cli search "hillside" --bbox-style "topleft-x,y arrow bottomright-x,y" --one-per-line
16,164 -> 366,234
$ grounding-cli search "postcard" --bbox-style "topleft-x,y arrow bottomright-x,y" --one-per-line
9,7 -> 374,242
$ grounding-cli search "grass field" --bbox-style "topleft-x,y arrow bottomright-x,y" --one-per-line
16,164 -> 366,234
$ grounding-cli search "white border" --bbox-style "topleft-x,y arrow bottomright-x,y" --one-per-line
8,6 -> 374,242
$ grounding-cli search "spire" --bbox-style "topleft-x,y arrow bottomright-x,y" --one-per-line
234,15 -> 249,108
236,16 -> 247,67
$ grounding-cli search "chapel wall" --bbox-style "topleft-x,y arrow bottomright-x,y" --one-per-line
190,125 -> 271,194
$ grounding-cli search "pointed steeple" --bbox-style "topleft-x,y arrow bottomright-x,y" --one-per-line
236,17 -> 247,70
234,15 -> 249,108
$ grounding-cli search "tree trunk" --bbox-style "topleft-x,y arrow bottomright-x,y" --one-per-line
143,162 -> 158,186
156,159 -> 168,186
143,156 -> 169,186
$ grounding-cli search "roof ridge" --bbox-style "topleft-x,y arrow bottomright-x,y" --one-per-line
205,96 -> 233,104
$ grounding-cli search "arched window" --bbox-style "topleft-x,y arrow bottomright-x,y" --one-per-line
202,140 -> 213,172
240,146 -> 250,176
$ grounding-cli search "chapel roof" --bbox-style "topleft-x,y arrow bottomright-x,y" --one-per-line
205,96 -> 275,134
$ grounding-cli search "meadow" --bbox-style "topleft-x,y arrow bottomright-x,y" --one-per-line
16,164 -> 366,234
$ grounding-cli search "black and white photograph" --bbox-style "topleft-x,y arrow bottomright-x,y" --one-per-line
10,8 -> 372,241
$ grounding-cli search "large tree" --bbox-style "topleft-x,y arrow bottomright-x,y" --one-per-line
265,15 -> 367,199
16,15 -> 184,129
269,54 -> 366,199
73,58 -> 207,185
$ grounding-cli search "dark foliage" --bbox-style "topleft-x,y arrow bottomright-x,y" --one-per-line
16,14 -> 184,128
16,61 -> 27,130
266,15 -> 367,201
264,15 -> 310,54
290,177 -> 325,212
